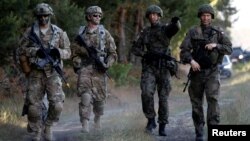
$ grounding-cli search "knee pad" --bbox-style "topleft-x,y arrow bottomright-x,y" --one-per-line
54,102 -> 63,113
47,102 -> 63,122
28,104 -> 41,122
80,93 -> 92,107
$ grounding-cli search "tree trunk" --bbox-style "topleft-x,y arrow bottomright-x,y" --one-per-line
129,7 -> 144,65
117,6 -> 127,63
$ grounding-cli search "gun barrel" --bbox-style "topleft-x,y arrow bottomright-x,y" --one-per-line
183,79 -> 189,92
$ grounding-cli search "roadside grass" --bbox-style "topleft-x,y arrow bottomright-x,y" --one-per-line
220,63 -> 250,124
0,94 -> 27,141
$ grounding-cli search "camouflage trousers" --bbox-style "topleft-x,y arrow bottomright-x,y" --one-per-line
26,70 -> 65,132
188,68 -> 220,136
140,66 -> 171,124
77,65 -> 107,122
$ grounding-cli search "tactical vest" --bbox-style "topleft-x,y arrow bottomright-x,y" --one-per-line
78,25 -> 107,66
141,24 -> 175,70
31,23 -> 62,70
191,26 -> 223,69
32,22 -> 62,49
142,24 -> 170,54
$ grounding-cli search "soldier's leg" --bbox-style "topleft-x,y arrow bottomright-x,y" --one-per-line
77,69 -> 94,133
45,76 -> 65,140
26,76 -> 45,141
188,78 -> 205,140
157,71 -> 171,136
93,100 -> 105,129
205,73 -> 220,126
91,73 -> 107,130
79,92 -> 92,132
141,70 -> 157,132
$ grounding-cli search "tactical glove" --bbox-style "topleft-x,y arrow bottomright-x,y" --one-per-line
36,49 -> 46,58
171,17 -> 180,23
49,48 -> 61,60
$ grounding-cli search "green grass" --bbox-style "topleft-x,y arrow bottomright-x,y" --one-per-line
0,94 -> 27,141
220,64 -> 250,124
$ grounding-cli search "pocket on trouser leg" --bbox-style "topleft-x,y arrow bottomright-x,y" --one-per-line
93,100 -> 105,116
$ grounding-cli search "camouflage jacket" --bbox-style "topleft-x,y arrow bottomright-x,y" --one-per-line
71,25 -> 117,72
131,21 -> 180,57
180,25 -> 232,68
17,21 -> 71,76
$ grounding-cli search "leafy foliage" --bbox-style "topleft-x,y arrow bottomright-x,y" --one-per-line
50,0 -> 85,40
108,63 -> 133,86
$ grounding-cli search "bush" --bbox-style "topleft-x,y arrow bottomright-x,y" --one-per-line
108,63 -> 133,86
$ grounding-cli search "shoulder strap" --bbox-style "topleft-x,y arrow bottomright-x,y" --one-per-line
211,26 -> 223,42
78,26 -> 86,35
31,22 -> 40,39
194,25 -> 203,38
50,24 -> 61,48
98,25 -> 106,51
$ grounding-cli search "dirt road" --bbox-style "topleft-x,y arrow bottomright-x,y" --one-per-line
21,84 -> 200,141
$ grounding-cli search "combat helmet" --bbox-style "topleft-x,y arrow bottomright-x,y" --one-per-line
85,6 -> 102,15
197,4 -> 215,19
34,3 -> 54,16
145,5 -> 163,18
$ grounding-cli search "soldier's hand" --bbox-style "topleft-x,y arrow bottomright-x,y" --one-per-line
205,43 -> 217,50
100,61 -> 109,70
190,59 -> 200,72
171,17 -> 180,23
36,49 -> 46,58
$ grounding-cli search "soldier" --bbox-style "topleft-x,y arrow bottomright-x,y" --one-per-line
131,5 -> 181,136
71,6 -> 117,133
179,4 -> 232,141
16,3 -> 71,141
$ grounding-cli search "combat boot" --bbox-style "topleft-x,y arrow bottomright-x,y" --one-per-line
44,125 -> 53,141
145,118 -> 157,133
94,115 -> 101,129
195,124 -> 204,141
32,129 -> 41,141
159,124 -> 167,136
81,119 -> 89,133
195,136 -> 204,141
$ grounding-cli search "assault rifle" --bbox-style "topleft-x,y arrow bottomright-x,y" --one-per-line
143,50 -> 182,64
75,35 -> 110,75
183,70 -> 192,92
143,50 -> 182,77
28,29 -> 70,88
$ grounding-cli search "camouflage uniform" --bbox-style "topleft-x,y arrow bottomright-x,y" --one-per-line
131,5 -> 181,136
71,6 -> 117,132
179,4 -> 232,141
16,3 -> 71,141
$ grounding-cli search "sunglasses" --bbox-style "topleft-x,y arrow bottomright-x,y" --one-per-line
92,14 -> 102,18
37,15 -> 49,18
